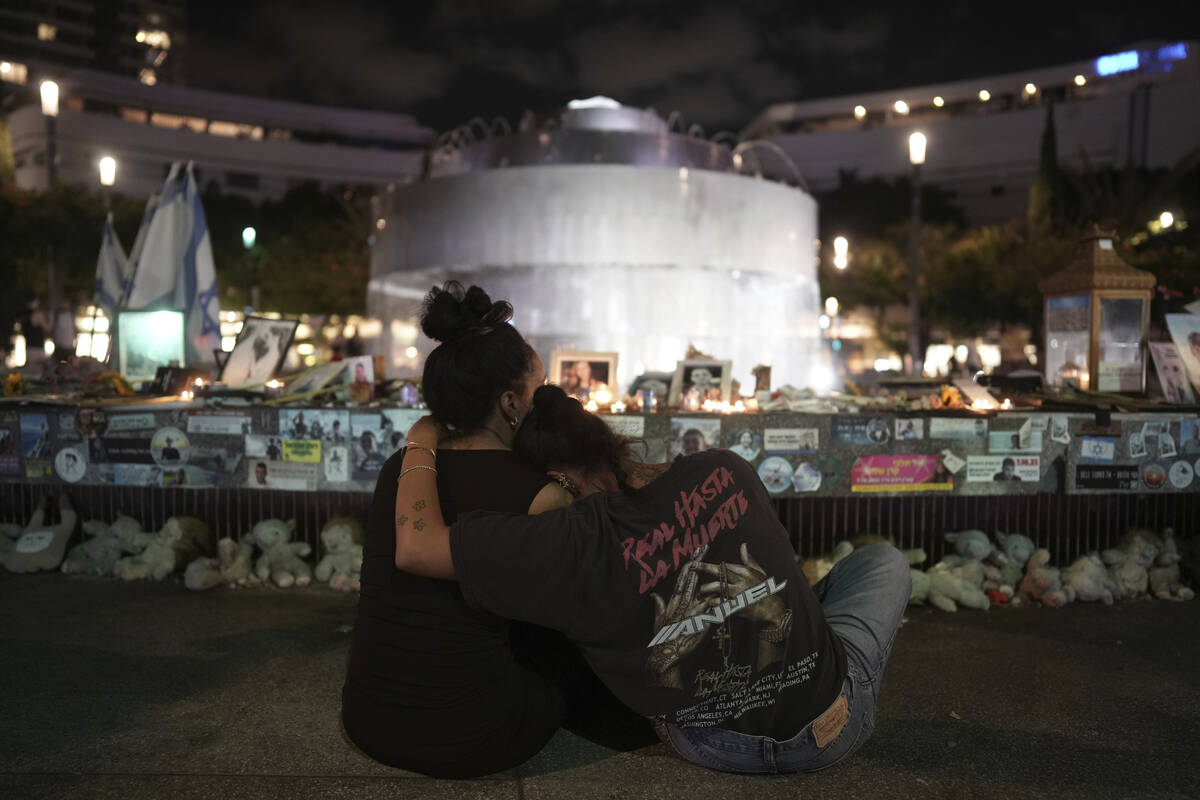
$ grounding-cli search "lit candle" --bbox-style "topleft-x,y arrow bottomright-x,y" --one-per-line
594,386 -> 613,407
585,399 -> 599,412
610,400 -> 626,414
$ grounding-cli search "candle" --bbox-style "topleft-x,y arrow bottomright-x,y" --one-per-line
610,400 -> 626,414
585,399 -> 599,412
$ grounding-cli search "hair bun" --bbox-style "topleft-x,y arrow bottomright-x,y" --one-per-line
421,281 -> 514,343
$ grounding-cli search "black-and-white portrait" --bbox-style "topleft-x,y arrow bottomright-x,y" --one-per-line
219,317 -> 298,388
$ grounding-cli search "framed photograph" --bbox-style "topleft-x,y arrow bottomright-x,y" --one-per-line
218,316 -> 299,388
116,310 -> 186,384
1164,314 -> 1200,396
669,358 -> 733,406
549,350 -> 619,402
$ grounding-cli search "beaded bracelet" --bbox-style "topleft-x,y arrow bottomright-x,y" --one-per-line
398,464 -> 438,481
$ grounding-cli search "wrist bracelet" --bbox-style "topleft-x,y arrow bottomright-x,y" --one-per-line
405,442 -> 436,455
399,464 -> 438,480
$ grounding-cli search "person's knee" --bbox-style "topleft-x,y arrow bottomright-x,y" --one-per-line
857,543 -> 912,594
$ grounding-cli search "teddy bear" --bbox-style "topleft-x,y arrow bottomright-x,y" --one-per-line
910,566 -> 991,612
1102,529 -> 1160,600
990,531 -> 1036,593
250,518 -> 311,588
1148,528 -> 1195,602
62,515 -> 145,576
1018,548 -> 1075,607
184,536 -> 256,590
314,516 -> 364,591
1062,552 -> 1122,604
2,495 -> 77,573
113,516 -> 210,582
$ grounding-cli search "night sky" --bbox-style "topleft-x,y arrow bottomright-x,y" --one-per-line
186,0 -> 1199,134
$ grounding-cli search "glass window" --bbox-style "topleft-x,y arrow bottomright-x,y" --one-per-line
1045,294 -> 1090,388
1098,297 -> 1144,391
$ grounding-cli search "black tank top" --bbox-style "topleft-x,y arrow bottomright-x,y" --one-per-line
343,448 -> 551,709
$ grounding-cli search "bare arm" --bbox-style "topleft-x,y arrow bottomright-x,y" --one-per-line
393,417 -> 454,578
527,482 -> 572,515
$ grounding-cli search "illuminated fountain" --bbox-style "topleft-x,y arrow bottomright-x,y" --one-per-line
368,97 -> 828,394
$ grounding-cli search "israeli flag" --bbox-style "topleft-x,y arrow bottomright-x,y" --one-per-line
92,212 -> 129,320
122,161 -> 221,365
121,193 -> 159,305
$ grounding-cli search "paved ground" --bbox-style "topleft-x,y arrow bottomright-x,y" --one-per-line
2,571 -> 1199,800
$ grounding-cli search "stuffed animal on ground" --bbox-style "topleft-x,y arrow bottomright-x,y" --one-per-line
250,518 -> 311,588
1062,552 -> 1121,605
912,568 -> 991,612
314,516 -> 364,592
0,521 -> 21,555
62,515 -> 145,576
184,535 -> 255,590
1018,548 -> 1075,608
942,529 -> 995,567
1148,528 -> 1195,602
800,540 -> 854,585
1102,529 -> 1160,600
113,516 -> 210,582
991,531 -> 1036,592
2,495 -> 77,573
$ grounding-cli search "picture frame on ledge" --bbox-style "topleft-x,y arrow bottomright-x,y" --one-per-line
116,310 -> 186,384
549,350 -> 619,402
217,315 -> 299,389
669,358 -> 733,407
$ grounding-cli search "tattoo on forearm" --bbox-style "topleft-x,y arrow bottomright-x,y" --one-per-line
396,514 -> 408,526
413,518 -> 426,531
413,499 -> 426,512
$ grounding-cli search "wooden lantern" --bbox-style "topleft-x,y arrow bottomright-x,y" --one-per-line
1038,226 -> 1155,392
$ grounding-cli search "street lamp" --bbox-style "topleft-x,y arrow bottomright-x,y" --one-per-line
833,235 -> 849,270
242,226 -> 258,311
1159,211 -> 1174,230
98,155 -> 116,210
907,131 -> 927,375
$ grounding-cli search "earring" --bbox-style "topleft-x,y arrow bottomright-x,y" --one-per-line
509,416 -> 519,429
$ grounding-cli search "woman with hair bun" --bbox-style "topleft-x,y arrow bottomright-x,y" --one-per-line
390,385 -> 912,775
341,281 -> 579,778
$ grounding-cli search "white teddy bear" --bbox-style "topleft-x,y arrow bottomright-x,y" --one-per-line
1062,552 -> 1122,604
113,516 -> 209,582
314,516 -> 364,592
62,515 -> 145,576
1148,528 -> 1195,601
251,518 -> 311,588
3,495 -> 77,573
1102,530 -> 1160,600
184,536 -> 255,591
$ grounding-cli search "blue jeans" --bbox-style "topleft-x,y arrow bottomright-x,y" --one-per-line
654,543 -> 912,773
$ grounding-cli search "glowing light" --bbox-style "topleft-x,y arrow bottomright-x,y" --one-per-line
265,379 -> 284,389
853,105 -> 866,119
701,399 -> 747,414
138,69 -> 157,86
1160,211 -> 1175,229
404,345 -> 418,358
1096,50 -> 1138,76
933,96 -> 944,107
241,226 -> 256,249
1074,74 -> 1087,86
818,314 -> 831,330
609,400 -> 627,414
98,156 -> 116,187
0,62 -> 10,74
180,390 -> 194,401
593,387 -> 613,407
39,80 -> 59,117
833,235 -> 848,270
908,131 -> 927,165
978,89 -> 991,102
375,218 -> 386,230
1000,398 -> 1014,410
678,167 -> 689,181
1024,82 -> 1037,95
824,296 -> 839,316
893,100 -> 909,115
585,399 -> 599,412
874,358 -> 894,372
296,343 -> 315,355
567,95 -> 621,110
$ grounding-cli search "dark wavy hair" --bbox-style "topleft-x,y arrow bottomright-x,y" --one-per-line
514,385 -> 630,488
420,281 -> 536,433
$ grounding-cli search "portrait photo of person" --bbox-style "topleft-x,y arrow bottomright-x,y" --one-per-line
729,428 -> 762,461
549,351 -> 618,402
669,417 -> 722,459
670,359 -> 732,406
1165,314 -> 1200,395
253,461 -> 269,486
1181,420 -> 1200,456
219,317 -> 298,388
160,437 -> 181,463
993,457 -> 1020,481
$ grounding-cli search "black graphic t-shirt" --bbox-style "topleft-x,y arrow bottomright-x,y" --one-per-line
451,449 -> 847,739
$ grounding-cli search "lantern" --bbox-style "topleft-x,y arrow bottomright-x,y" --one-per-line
1038,227 -> 1155,392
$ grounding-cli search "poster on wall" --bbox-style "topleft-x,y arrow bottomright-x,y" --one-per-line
349,409 -> 425,480
727,427 -> 763,461
763,428 -> 818,454
279,409 -> 351,443
966,455 -> 1040,482
669,417 -> 722,458
1075,464 -> 1140,490
246,458 -> 317,490
1148,342 -> 1196,405
929,418 -> 987,439
832,417 -> 890,446
20,412 -> 53,478
850,455 -> 953,493
0,412 -> 22,477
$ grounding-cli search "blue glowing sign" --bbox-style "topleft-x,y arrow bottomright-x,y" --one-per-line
1096,50 -> 1139,75
1155,42 -> 1188,62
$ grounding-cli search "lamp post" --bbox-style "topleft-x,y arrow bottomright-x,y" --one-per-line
40,79 -> 61,315
242,226 -> 258,311
98,155 -> 116,210
907,131 -> 926,375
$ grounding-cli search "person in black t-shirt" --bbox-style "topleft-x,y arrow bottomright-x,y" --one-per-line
392,386 -> 912,774
341,282 -> 622,779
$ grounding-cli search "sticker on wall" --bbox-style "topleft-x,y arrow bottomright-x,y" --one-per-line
1127,431 -> 1147,459
1079,437 -> 1116,464
245,435 -> 283,461
186,413 -> 252,436
1168,460 -> 1194,489
850,455 -> 953,493
0,412 -> 21,477
107,413 -> 158,432
20,412 -> 53,478
727,427 -> 763,462
283,439 -> 321,463
247,458 -> 318,490
1181,420 -> 1200,457
792,462 -> 822,492
604,415 -> 646,439
1158,433 -> 1177,459
757,456 -> 794,494
763,428 -> 818,454
159,466 -> 218,488
832,417 -> 890,446
940,449 -> 966,474
150,427 -> 190,467
112,464 -> 162,486
1049,416 -> 1071,444
75,407 -> 109,440
894,419 -> 924,440
54,446 -> 87,483
1075,465 -> 1139,491
965,455 -> 1039,482
324,446 -> 349,482
669,417 -> 722,459
928,418 -> 987,439
988,431 -> 1043,453
1141,462 -> 1167,490
279,409 -> 352,443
